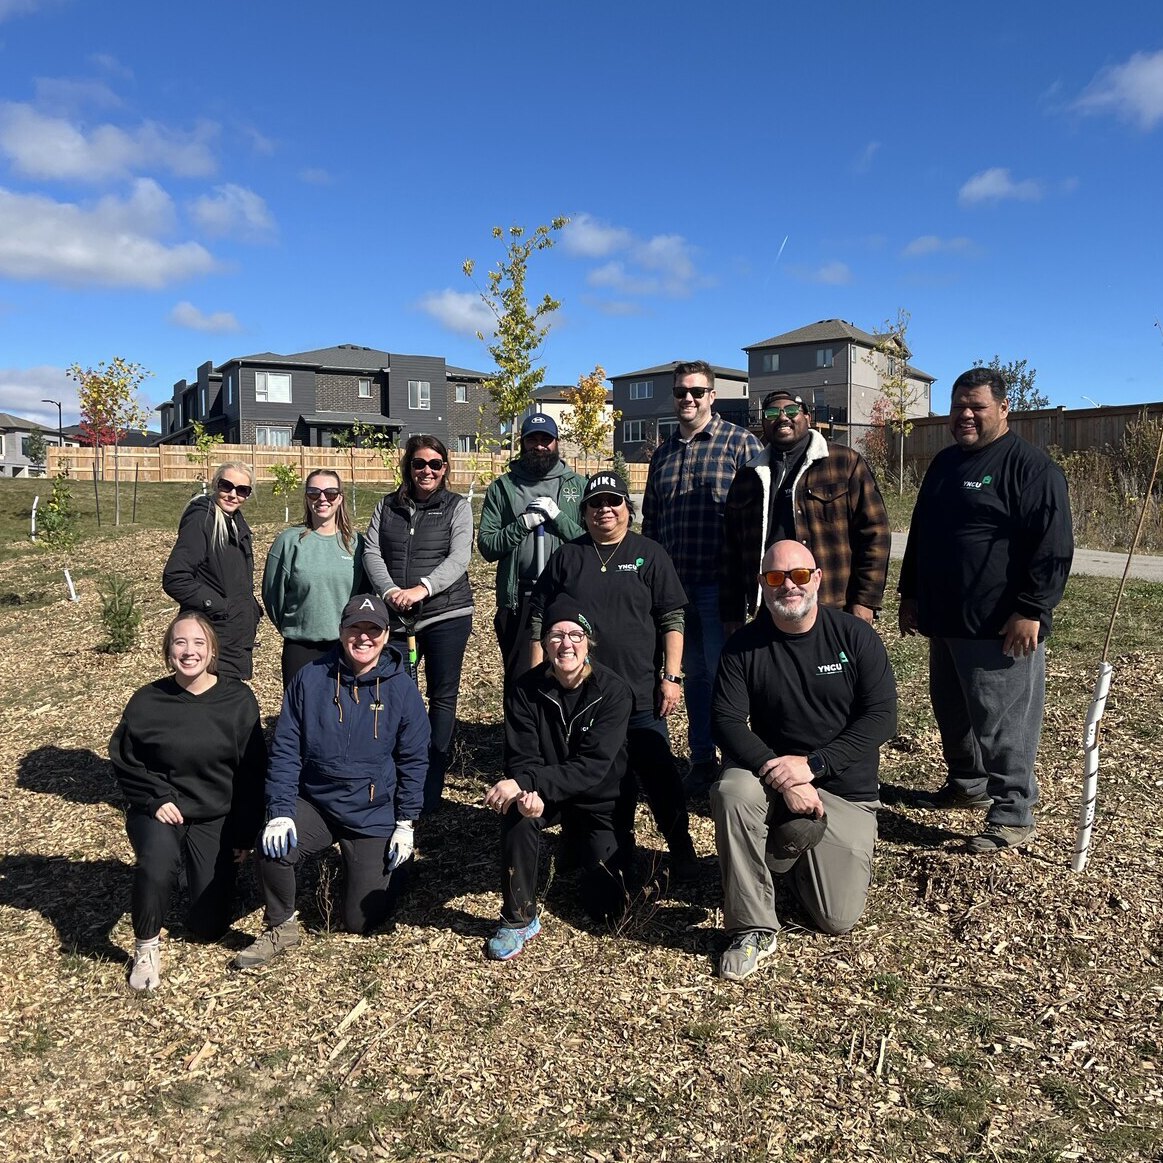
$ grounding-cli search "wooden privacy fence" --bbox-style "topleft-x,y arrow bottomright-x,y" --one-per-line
46,444 -> 651,493
895,402 -> 1163,479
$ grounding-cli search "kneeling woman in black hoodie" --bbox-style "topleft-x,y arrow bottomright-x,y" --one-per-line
482,597 -> 632,960
110,613 -> 267,991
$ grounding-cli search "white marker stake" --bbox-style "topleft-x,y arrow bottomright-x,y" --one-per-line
31,495 -> 39,541
63,569 -> 79,602
1071,661 -> 1112,873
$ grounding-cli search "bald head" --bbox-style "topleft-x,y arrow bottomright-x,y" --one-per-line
762,540 -> 817,574
759,540 -> 821,629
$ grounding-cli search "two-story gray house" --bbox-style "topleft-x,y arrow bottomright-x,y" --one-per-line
0,412 -> 79,476
608,361 -> 750,464
743,319 -> 935,431
156,344 -> 493,451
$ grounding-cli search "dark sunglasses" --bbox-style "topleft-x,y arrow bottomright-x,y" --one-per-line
411,457 -> 445,471
763,404 -> 803,419
305,486 -> 342,501
217,479 -> 253,499
672,386 -> 709,400
761,568 -> 816,587
586,494 -> 625,510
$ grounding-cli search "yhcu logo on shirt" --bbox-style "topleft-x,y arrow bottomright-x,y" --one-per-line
816,650 -> 849,676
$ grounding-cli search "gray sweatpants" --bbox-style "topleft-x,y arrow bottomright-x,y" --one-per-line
928,637 -> 1044,828
710,767 -> 879,937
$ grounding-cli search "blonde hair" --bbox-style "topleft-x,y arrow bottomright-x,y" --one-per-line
196,460 -> 254,550
162,612 -> 219,675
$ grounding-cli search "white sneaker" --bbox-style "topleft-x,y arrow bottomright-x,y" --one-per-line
128,940 -> 161,991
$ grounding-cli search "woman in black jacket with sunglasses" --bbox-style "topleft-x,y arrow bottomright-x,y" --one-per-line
363,435 -> 474,813
163,461 -> 264,681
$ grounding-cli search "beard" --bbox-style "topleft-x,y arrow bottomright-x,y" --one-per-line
765,587 -> 818,623
520,447 -> 560,477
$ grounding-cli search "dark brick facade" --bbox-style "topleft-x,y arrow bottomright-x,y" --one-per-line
316,372 -> 387,415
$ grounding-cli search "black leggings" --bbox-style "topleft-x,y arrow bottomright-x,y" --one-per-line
280,638 -> 337,688
254,797 -> 398,935
126,810 -> 237,941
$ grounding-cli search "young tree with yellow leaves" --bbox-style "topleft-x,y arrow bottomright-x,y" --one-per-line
863,310 -> 924,495
560,364 -> 620,475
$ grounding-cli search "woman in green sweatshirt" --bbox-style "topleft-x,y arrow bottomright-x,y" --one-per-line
262,469 -> 366,687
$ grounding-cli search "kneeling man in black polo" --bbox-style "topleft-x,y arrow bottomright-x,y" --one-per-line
710,540 -> 897,982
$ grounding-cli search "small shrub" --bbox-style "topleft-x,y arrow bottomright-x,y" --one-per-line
40,470 -> 80,551
611,451 -> 631,487
97,573 -> 142,653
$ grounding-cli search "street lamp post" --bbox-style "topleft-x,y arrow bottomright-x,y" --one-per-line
41,399 -> 64,466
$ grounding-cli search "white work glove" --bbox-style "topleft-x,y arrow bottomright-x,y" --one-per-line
262,817 -> 297,859
520,510 -> 546,530
386,821 -> 415,870
527,495 -> 560,521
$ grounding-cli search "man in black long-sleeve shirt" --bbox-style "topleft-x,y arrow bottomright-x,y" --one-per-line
899,367 -> 1073,853
710,541 -> 897,982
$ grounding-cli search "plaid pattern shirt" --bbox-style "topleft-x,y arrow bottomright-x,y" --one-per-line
642,414 -> 763,585
720,431 -> 891,622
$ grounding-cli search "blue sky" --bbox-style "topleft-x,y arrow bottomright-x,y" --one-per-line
1,0 -> 1161,430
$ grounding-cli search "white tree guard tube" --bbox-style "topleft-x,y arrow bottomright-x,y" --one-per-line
1072,660 -> 1113,873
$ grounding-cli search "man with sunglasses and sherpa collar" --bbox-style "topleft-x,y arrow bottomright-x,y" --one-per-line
710,541 -> 896,983
721,388 -> 890,640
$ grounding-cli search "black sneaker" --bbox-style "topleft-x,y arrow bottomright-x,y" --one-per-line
966,822 -> 1036,854
913,783 -> 992,810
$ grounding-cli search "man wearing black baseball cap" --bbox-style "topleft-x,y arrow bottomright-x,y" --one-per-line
721,386 -> 890,640
478,413 -> 587,684
711,541 -> 896,982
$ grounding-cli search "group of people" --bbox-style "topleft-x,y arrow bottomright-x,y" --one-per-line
109,359 -> 1073,989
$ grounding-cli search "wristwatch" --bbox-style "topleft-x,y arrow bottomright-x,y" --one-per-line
807,752 -> 826,777
662,673 -> 683,685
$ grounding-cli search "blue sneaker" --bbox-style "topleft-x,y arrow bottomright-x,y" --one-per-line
486,915 -> 541,961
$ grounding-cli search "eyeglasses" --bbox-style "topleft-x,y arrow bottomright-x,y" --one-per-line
586,495 -> 624,510
546,630 -> 587,645
305,486 -> 342,501
760,568 -> 816,587
673,386 -> 709,400
763,404 -> 803,419
217,479 -> 253,499
411,457 -> 445,472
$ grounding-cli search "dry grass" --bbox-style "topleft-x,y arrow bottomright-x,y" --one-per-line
0,526 -> 1161,1162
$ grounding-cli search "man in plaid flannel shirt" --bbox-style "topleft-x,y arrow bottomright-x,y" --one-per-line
642,360 -> 763,791
720,388 -> 890,635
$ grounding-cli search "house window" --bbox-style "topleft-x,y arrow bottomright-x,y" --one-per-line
629,380 -> 653,401
623,420 -> 646,443
227,374 -> 233,405
255,425 -> 293,446
255,371 -> 292,403
358,378 -> 372,399
657,419 -> 679,441
408,380 -> 431,410
456,434 -> 477,453
20,437 -> 30,457
201,388 -> 207,415
761,353 -> 780,373
455,383 -> 467,403
816,347 -> 834,369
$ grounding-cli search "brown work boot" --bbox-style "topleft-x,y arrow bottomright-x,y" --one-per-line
233,915 -> 301,969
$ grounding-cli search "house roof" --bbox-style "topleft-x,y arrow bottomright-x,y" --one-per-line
743,318 -> 885,350
218,344 -> 489,379
446,364 -> 490,380
0,412 -> 42,430
608,361 -> 747,381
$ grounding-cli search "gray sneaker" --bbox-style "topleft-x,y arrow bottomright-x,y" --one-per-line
233,916 -> 301,969
914,783 -> 993,810
966,823 -> 1036,854
719,929 -> 777,982
128,941 -> 160,991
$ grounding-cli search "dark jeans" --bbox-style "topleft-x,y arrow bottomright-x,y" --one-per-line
500,799 -> 623,927
493,597 -> 534,689
613,711 -> 692,857
414,615 -> 473,811
126,810 -> 237,941
929,636 -> 1045,827
254,797 -> 397,935
281,638 -> 337,688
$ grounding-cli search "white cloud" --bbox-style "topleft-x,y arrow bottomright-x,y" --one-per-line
586,261 -> 663,296
0,102 -> 218,180
794,261 -> 852,286
32,76 -> 123,115
0,180 -> 218,288
299,167 -> 335,185
90,53 -> 134,81
958,167 -> 1043,206
902,234 -> 974,257
416,288 -> 493,336
594,298 -> 644,317
561,213 -> 634,258
189,183 -> 275,239
854,140 -> 880,172
0,0 -> 47,24
0,365 -> 76,427
168,301 -> 242,334
1074,48 -> 1163,130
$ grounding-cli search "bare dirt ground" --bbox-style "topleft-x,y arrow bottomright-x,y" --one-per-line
0,524 -> 1160,1162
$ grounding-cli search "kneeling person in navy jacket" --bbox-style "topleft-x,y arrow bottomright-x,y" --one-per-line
235,594 -> 429,968
711,542 -> 897,983
482,598 -> 631,960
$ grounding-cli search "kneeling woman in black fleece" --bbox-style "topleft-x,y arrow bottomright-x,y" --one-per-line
482,598 -> 632,960
110,613 -> 267,991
